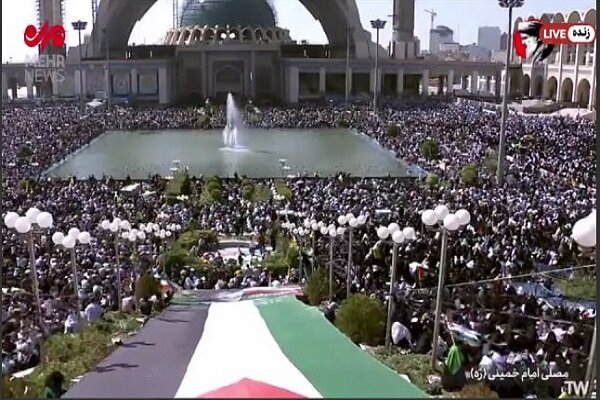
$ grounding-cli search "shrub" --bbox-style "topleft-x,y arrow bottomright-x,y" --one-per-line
387,125 -> 400,138
135,272 -> 161,301
16,145 -> 33,159
276,180 -> 293,200
425,174 -> 440,189
206,181 -> 221,193
252,184 -> 272,202
335,294 -> 386,346
206,175 -> 221,185
304,268 -> 333,306
209,188 -> 222,202
242,184 -> 255,200
421,138 -> 440,161
180,173 -> 192,195
460,164 -> 479,186
263,252 -> 289,279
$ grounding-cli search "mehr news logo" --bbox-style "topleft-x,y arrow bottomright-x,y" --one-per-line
23,21 -> 67,84
514,18 -> 596,63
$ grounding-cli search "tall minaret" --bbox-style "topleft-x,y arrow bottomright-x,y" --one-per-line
391,0 -> 417,60
37,0 -> 66,57
36,0 -> 66,97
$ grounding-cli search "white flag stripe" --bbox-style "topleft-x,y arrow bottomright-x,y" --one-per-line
175,300 -> 322,398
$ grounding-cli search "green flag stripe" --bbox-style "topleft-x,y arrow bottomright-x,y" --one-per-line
256,296 -> 427,398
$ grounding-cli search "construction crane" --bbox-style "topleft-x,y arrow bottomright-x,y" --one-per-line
425,9 -> 437,31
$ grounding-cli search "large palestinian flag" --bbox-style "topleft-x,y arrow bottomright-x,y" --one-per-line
65,294 -> 426,398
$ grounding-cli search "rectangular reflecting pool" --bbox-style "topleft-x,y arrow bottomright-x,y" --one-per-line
45,128 -> 409,179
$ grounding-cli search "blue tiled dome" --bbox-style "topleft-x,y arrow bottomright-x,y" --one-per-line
179,0 -> 277,28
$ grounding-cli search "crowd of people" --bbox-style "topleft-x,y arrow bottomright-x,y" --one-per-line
1,99 -> 596,397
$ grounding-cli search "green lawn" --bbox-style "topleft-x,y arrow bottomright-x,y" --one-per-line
3,312 -> 142,398
371,347 -> 498,398
555,274 -> 597,300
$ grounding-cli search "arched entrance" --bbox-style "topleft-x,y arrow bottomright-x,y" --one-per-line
546,76 -> 558,100
532,75 -> 543,99
576,79 -> 590,107
522,74 -> 530,98
213,64 -> 243,98
560,78 -> 573,102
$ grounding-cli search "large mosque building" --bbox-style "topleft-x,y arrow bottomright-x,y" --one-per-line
4,0 -> 506,104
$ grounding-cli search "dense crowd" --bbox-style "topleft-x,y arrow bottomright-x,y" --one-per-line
1,100 -> 596,397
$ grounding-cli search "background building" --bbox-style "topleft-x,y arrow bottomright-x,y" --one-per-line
2,0 -> 502,104
499,32 -> 509,50
477,26 -> 501,51
429,25 -> 453,55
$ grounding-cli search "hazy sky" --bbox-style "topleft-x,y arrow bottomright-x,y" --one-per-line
2,0 -> 595,62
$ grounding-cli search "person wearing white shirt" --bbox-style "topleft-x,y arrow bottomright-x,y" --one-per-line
84,301 -> 103,323
64,312 -> 79,334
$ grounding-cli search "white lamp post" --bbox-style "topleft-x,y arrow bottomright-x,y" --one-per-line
310,219 -> 320,274
4,208 -> 54,332
100,217 -> 132,312
339,213 -> 367,298
571,210 -> 596,399
376,223 -> 417,347
422,205 -> 471,368
328,226 -> 338,301
52,228 -> 92,323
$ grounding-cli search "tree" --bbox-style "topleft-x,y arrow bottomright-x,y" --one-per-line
421,138 -> 440,161
180,173 -> 192,195
335,294 -> 386,346
304,268 -> 333,306
387,125 -> 400,138
460,164 -> 479,186
425,174 -> 440,189
135,271 -> 161,301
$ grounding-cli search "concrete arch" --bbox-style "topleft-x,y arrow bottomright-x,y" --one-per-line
276,30 -> 284,41
566,11 -> 582,23
203,28 -> 215,41
522,74 -> 530,97
254,28 -> 264,42
583,9 -> 596,23
546,76 -> 558,100
265,29 -> 274,42
191,28 -> 202,43
241,28 -> 253,41
561,77 -> 573,102
552,13 -> 565,23
216,27 -> 227,41
532,75 -> 543,98
577,79 -> 591,107
229,28 -> 240,41
92,0 -> 370,57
